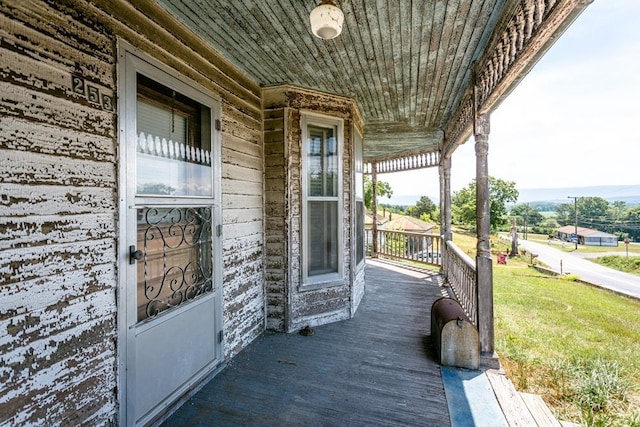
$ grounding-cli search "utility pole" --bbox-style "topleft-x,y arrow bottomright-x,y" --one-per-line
524,203 -> 529,240
568,196 -> 579,250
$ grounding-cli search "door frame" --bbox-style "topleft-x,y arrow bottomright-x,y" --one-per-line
116,40 -> 224,425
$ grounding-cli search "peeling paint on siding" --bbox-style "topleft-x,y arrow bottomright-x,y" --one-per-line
263,86 -> 363,333
0,2 -> 118,423
1,0 -> 265,423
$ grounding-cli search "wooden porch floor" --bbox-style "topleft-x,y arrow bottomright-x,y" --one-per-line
162,260 -> 451,426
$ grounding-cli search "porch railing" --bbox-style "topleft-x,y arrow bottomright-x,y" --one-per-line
368,229 -> 442,267
443,240 -> 477,326
366,229 -> 478,327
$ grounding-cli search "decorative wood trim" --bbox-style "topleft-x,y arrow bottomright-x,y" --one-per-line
443,0 -> 592,156
364,150 -> 440,175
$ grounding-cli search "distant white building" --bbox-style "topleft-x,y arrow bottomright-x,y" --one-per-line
557,226 -> 618,247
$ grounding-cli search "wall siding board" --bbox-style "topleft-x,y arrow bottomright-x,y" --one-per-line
222,194 -> 262,209
0,213 -> 114,250
0,81 -> 115,137
222,146 -> 262,169
222,164 -> 262,183
222,134 -> 263,158
222,207 -> 263,225
223,221 -> 263,241
1,0 -> 264,424
0,150 -> 115,187
0,12 -> 114,87
221,119 -> 261,145
0,117 -> 115,162
223,273 -> 264,358
222,102 -> 262,135
0,184 -> 116,217
0,45 -> 114,105
0,263 -> 115,321
0,239 -> 115,286
222,178 -> 263,196
224,245 -> 263,264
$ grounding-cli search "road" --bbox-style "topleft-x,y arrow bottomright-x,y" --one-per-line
511,238 -> 640,299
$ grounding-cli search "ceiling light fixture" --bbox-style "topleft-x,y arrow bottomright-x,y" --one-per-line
309,0 -> 344,40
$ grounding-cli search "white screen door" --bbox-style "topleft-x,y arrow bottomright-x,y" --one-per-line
119,46 -> 223,426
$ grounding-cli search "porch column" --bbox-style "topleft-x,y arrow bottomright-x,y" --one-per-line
371,164 -> 378,258
474,113 -> 494,356
439,156 -> 452,242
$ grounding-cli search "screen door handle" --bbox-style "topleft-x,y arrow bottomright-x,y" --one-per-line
129,245 -> 143,264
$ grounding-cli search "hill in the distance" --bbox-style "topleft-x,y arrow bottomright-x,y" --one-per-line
382,185 -> 640,207
517,185 -> 640,205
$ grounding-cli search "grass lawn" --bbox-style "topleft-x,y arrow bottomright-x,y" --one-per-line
494,260 -> 640,425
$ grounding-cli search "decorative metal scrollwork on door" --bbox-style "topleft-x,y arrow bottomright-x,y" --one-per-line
136,207 -> 213,321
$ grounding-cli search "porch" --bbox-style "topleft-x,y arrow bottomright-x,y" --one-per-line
163,260 -> 479,426
0,2 -> 595,425
162,260 -> 449,426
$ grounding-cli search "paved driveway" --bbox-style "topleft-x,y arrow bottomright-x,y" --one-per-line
502,237 -> 640,299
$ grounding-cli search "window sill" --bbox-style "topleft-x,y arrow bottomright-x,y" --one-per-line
299,276 -> 346,292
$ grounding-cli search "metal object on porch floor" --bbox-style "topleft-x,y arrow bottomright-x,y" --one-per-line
431,297 -> 479,370
298,325 -> 315,336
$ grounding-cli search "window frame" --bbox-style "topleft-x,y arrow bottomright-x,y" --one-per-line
354,128 -> 365,269
300,112 -> 344,287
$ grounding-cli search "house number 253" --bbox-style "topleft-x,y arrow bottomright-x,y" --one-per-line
72,75 -> 114,112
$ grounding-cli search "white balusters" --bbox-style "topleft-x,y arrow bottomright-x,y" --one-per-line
146,134 -> 154,155
138,132 -> 146,153
154,136 -> 161,156
137,133 -> 213,165
161,138 -> 168,158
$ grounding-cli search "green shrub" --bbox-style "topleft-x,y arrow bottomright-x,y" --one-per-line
594,255 -> 640,275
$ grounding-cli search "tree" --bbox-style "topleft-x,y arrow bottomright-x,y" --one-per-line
407,196 -> 437,221
510,204 -> 544,228
452,177 -> 519,230
364,175 -> 393,210
557,197 -> 611,229
624,206 -> 640,242
578,197 -> 609,228
555,203 -> 573,226
539,217 -> 560,235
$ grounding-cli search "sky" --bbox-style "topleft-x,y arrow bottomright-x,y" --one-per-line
381,0 -> 640,201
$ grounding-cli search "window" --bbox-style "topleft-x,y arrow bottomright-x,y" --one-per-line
136,74 -> 212,197
302,114 -> 343,284
354,130 -> 365,266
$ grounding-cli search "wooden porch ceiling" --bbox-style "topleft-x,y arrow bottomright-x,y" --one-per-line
156,0 -> 591,162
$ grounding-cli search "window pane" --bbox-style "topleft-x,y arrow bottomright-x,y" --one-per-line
308,201 -> 339,276
356,201 -> 364,264
136,74 -> 212,197
136,207 -> 213,321
355,132 -> 364,200
307,125 -> 338,197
